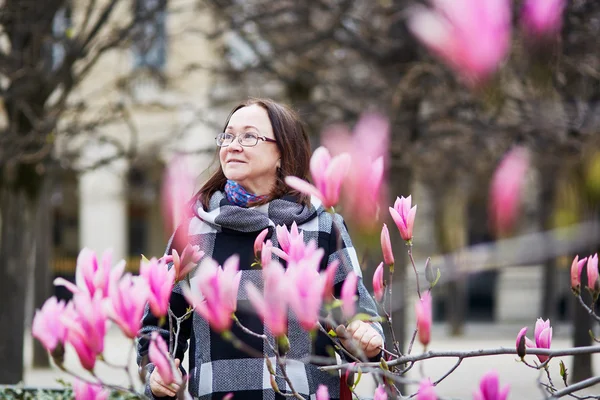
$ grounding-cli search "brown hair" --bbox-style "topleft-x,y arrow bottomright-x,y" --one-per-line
195,98 -> 311,209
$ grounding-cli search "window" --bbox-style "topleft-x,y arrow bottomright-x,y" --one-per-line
132,0 -> 168,72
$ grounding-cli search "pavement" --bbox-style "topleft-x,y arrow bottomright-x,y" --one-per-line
21,322 -> 600,399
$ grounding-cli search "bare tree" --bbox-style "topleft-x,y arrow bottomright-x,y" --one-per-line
0,0 -> 213,382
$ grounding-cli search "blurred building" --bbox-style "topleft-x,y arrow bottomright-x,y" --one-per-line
50,0 -> 222,276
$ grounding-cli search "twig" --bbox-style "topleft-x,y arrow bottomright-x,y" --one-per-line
576,294 -> 600,323
549,376 -> 600,399
406,328 -> 419,355
407,245 -> 422,299
319,345 -> 600,371
433,358 -> 463,386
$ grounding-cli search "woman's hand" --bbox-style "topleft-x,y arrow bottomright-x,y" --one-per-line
149,358 -> 183,397
336,320 -> 383,359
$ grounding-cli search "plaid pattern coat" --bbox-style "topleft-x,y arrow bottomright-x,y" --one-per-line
137,192 -> 383,400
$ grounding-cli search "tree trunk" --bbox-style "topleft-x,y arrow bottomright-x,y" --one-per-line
571,271 -> 593,383
0,188 -> 35,383
539,165 -> 558,321
31,177 -> 53,367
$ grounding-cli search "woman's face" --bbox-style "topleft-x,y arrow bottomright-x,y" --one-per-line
219,104 -> 281,195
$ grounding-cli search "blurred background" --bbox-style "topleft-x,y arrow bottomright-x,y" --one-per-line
1,0 -> 599,395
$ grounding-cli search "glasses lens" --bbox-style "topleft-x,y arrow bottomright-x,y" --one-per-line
240,133 -> 259,147
216,133 -> 233,146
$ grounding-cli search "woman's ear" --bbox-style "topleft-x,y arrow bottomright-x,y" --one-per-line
276,158 -> 281,169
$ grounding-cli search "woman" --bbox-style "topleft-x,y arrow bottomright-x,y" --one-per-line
138,98 -> 384,399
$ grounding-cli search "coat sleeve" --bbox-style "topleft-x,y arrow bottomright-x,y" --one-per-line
328,213 -> 385,358
136,231 -> 194,399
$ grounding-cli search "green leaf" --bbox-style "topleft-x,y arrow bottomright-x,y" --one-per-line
430,268 -> 441,288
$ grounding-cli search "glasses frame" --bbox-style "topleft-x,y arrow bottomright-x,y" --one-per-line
215,132 -> 278,147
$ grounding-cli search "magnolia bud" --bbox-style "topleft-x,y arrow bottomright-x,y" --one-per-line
277,335 -> 290,356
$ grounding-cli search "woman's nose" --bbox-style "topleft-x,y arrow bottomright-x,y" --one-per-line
227,137 -> 243,152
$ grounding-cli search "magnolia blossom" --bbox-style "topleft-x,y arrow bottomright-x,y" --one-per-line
521,0 -> 566,39
322,114 -> 389,231
275,222 -> 307,262
518,318 -> 552,363
32,297 -> 68,353
316,385 -> 329,400
285,147 -> 351,209
254,228 -> 269,258
54,248 -> 125,298
261,240 -> 274,268
473,370 -> 510,400
389,196 -> 417,242
515,327 -> 528,358
587,253 -> 599,292
246,262 -> 289,337
73,379 -> 109,400
286,262 -> 324,330
341,272 -> 358,319
417,379 -> 436,400
407,0 -> 511,86
161,156 -> 196,233
61,293 -> 109,370
140,257 -> 175,318
570,255 -> 588,293
105,274 -> 149,339
489,147 -> 530,236
416,291 -> 432,347
321,260 -> 339,301
374,385 -> 388,400
380,224 -> 394,266
183,255 -> 241,332
372,263 -> 385,303
149,332 -> 178,386
168,244 -> 204,282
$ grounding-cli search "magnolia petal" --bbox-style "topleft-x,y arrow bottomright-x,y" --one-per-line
285,176 -> 324,201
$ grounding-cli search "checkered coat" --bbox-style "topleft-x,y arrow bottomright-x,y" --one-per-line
137,192 -> 383,400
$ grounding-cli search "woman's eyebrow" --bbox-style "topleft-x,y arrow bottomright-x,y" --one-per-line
225,125 -> 259,131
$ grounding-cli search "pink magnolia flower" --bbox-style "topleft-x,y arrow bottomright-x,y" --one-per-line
532,318 -> 552,363
285,147 -> 351,209
374,385 -> 388,400
275,222 -> 306,262
417,379 -> 436,400
73,379 -> 109,400
407,0 -> 511,86
61,293 -> 109,370
381,224 -> 394,266
32,297 -> 68,352
341,272 -> 358,319
489,147 -> 530,236
521,0 -> 566,39
473,370 -> 510,400
183,255 -> 241,332
254,228 -> 269,258
322,114 -> 390,232
316,385 -> 329,400
161,156 -> 196,233
139,258 -> 174,318
587,254 -> 599,292
389,196 -> 417,242
570,255 -> 588,293
372,262 -> 385,303
286,262 -> 324,331
515,327 -> 532,358
170,244 -> 204,282
261,240 -> 274,268
246,261 -> 289,337
105,274 -> 149,339
149,332 -> 178,386
416,291 -> 432,347
54,248 -> 125,298
321,260 -> 339,302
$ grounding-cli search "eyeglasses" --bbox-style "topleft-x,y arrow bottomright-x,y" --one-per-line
215,132 -> 278,147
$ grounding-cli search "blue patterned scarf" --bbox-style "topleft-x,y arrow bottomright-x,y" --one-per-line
224,180 -> 268,207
